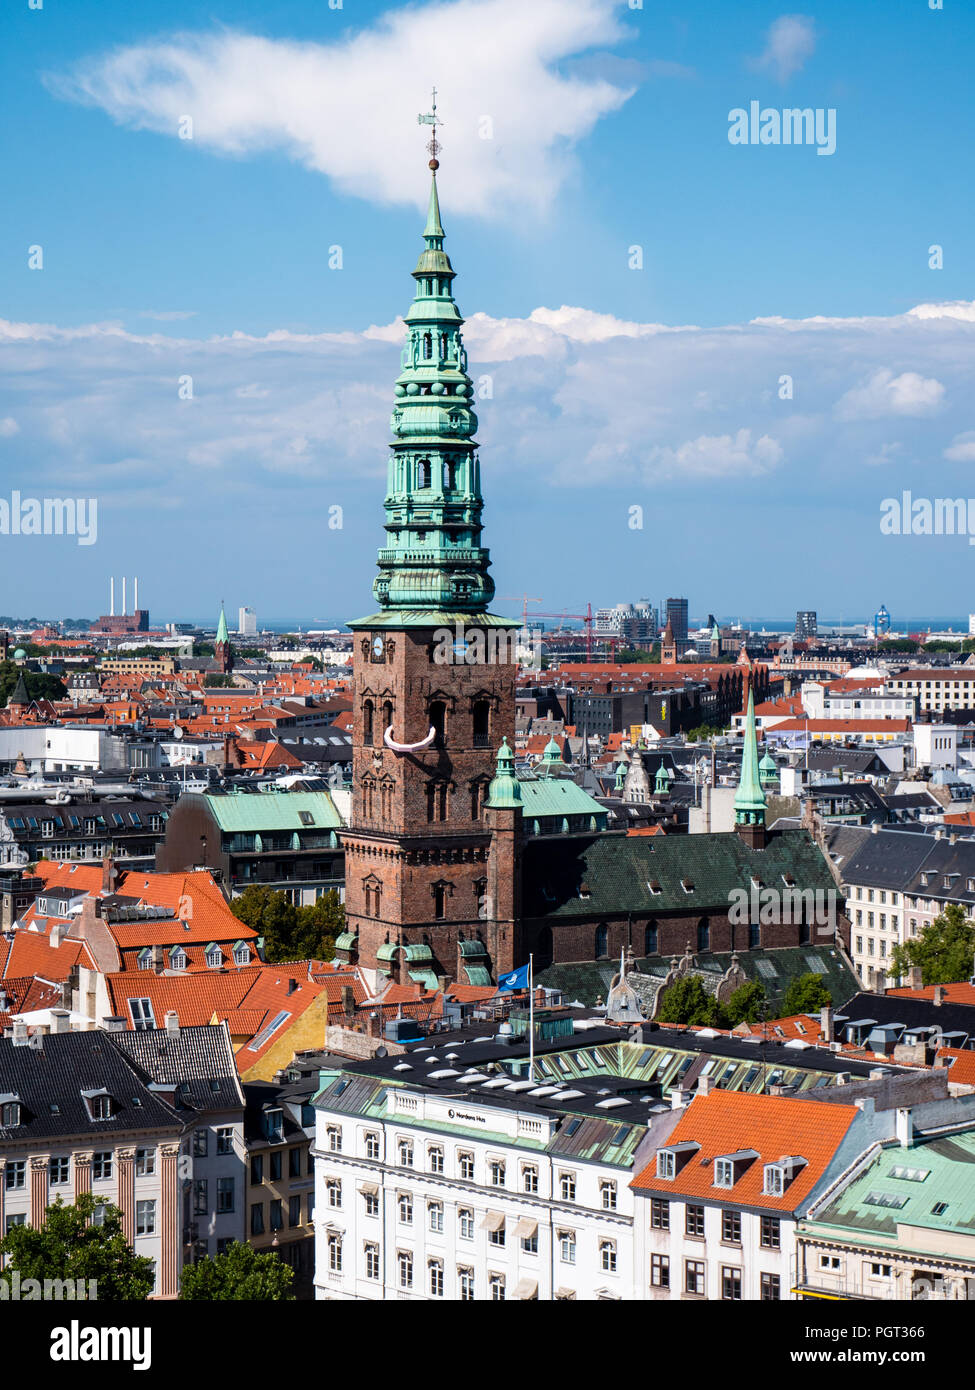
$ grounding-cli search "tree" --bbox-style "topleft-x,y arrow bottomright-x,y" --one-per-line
656,975 -> 723,1027
779,972 -> 832,1017
204,674 -> 235,688
293,889 -> 344,961
230,885 -> 345,962
0,661 -> 66,706
723,979 -> 766,1026
179,1241 -> 295,1301
0,1193 -> 154,1300
890,904 -> 975,986
617,646 -> 658,664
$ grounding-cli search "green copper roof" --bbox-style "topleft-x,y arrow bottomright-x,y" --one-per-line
361,167 -> 496,618
203,790 -> 342,833
519,778 -> 606,822
734,686 -> 767,822
216,604 -> 229,646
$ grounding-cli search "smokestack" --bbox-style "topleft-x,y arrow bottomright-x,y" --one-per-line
110,576 -> 115,617
121,577 -> 127,616
133,576 -> 139,612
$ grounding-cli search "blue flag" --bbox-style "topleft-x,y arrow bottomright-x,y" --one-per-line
497,963 -> 531,992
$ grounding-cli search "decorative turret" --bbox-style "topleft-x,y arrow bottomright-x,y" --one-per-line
215,602 -> 233,675
614,755 -> 628,793
661,617 -> 676,664
623,751 -> 651,804
7,671 -> 30,712
654,762 -> 673,795
759,749 -> 778,788
734,685 -> 767,848
486,737 -> 522,809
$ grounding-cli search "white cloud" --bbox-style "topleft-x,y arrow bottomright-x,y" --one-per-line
749,14 -> 817,82
0,417 -> 20,437
836,369 -> 946,420
46,0 -> 637,219
139,309 -> 197,321
643,429 -> 783,480
908,300 -> 975,323
945,431 -> 975,463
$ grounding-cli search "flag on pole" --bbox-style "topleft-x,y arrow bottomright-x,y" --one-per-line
497,963 -> 531,992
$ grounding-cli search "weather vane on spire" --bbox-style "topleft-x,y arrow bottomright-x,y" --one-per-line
417,86 -> 442,170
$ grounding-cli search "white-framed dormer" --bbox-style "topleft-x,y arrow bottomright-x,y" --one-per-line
713,1149 -> 759,1189
762,1155 -> 807,1197
655,1140 -> 700,1180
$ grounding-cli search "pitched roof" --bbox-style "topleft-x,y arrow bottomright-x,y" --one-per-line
630,1089 -> 859,1213
109,1021 -> 244,1112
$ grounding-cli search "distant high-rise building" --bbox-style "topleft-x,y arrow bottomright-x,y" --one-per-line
874,605 -> 891,637
238,606 -> 257,636
795,610 -> 818,639
666,598 -> 688,643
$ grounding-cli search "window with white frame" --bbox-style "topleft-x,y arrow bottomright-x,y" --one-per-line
459,1267 -> 475,1300
459,1208 -> 474,1240
49,1156 -> 70,1185
328,1233 -> 343,1273
489,1272 -> 505,1301
428,1200 -> 444,1234
714,1158 -> 735,1188
489,1158 -> 506,1187
398,1193 -> 413,1224
364,1131 -> 380,1160
92,1151 -> 112,1182
5,1160 -> 26,1190
459,1151 -> 475,1180
429,1259 -> 444,1297
364,1190 -> 379,1217
364,1243 -> 380,1280
327,1179 -> 342,1209
522,1164 -> 538,1194
398,1139 -> 414,1168
428,1145 -> 444,1174
559,1230 -> 576,1264
600,1180 -> 617,1211
327,1126 -> 342,1153
657,1150 -> 676,1180
136,1200 -> 156,1236
398,1251 -> 413,1289
600,1240 -> 617,1273
216,1127 -> 234,1155
135,1147 -> 155,1177
560,1171 -> 576,1202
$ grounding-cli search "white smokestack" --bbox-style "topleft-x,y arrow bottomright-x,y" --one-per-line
110,577 -> 115,617
121,577 -> 126,616
133,576 -> 139,612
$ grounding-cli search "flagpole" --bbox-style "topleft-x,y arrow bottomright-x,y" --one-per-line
529,954 -> 535,1083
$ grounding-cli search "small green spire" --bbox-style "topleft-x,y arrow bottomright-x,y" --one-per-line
216,603 -> 229,646
423,171 -> 445,240
734,686 -> 767,823
614,757 -> 627,791
759,749 -> 778,787
486,737 -> 522,809
542,736 -> 562,763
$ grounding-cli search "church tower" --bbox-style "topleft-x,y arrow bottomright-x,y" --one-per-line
342,102 -> 518,989
734,685 -> 767,849
215,603 -> 234,675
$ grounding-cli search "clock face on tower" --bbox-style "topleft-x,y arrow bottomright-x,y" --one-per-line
372,635 -> 384,661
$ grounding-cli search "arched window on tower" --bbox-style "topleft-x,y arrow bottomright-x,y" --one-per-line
444,458 -> 457,491
426,781 -> 448,823
362,699 -> 374,747
382,700 -> 393,735
429,700 -> 446,746
380,780 -> 393,821
362,778 -> 374,819
440,332 -> 449,360
423,332 -> 433,359
417,458 -> 432,489
433,882 -> 448,920
471,777 -> 489,820
595,924 -> 609,959
472,699 -> 490,747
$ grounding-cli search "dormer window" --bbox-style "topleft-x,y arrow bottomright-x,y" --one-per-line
81,1088 -> 114,1121
656,1141 -> 699,1180
763,1157 -> 807,1196
169,948 -> 187,970
657,1151 -> 675,1180
205,945 -> 223,969
263,1108 -> 284,1143
681,878 -> 695,894
713,1150 -> 758,1189
0,1096 -> 21,1128
138,948 -> 153,971
647,880 -> 662,895
233,942 -> 251,966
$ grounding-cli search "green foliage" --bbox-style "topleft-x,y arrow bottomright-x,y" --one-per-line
195,642 -> 215,656
890,903 -> 975,986
179,1241 -> 295,1301
686,724 -> 726,743
780,972 -> 832,1016
204,674 -> 235,687
231,885 -> 344,962
0,660 -> 66,706
0,1193 -> 154,1301
656,975 -> 723,1027
617,646 -> 659,664
723,979 -> 766,1025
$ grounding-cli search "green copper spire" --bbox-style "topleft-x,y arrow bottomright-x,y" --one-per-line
486,737 -> 522,809
367,132 -> 495,615
734,685 -> 767,824
216,603 -> 229,646
759,749 -> 778,788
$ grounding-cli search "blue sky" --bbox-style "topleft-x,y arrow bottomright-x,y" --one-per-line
1,0 -> 974,626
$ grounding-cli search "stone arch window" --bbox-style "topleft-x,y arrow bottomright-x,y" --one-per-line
363,878 -> 382,917
472,699 -> 491,747
697,918 -> 710,952
382,699 -> 394,733
380,779 -> 393,821
426,780 -> 448,823
432,881 -> 452,920
429,700 -> 447,746
474,878 -> 488,920
595,924 -> 609,958
645,922 -> 658,956
423,332 -> 433,359
470,776 -> 490,821
417,457 -> 432,489
362,699 -> 374,747
362,778 -> 375,819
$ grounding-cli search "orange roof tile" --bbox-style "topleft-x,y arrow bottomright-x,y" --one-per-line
630,1090 -> 858,1212
937,1048 -> 975,1086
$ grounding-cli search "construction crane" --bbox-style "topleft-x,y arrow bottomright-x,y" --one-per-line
498,594 -> 541,628
534,604 -> 596,661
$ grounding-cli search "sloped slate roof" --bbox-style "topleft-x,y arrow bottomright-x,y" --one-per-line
524,828 -> 836,918
0,1030 -> 177,1141
109,1022 -> 244,1112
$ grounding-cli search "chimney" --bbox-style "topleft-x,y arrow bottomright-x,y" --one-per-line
341,984 -> 354,1016
287,978 -> 299,996
101,854 -> 118,896
49,1007 -> 70,1034
820,1005 -> 834,1044
896,1108 -> 913,1148
103,1016 -> 126,1032
670,1087 -> 692,1110
697,1074 -> 714,1097
11,1021 -> 29,1046
933,985 -> 947,1007
907,965 -> 923,990
164,1010 -> 179,1037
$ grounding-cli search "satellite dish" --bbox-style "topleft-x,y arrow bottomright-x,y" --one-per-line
375,1045 -> 388,1059
172,725 -> 184,739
